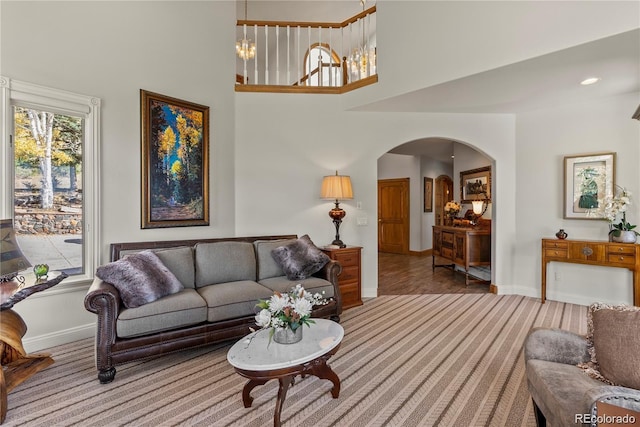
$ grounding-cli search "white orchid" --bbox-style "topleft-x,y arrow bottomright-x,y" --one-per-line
255,309 -> 272,328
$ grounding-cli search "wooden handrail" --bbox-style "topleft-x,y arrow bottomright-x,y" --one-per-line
237,5 -> 376,30
294,62 -> 342,86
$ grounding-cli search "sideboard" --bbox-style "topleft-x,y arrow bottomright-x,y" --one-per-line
541,238 -> 640,306
432,225 -> 491,285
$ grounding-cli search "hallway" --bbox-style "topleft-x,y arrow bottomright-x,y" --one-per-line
377,252 -> 490,295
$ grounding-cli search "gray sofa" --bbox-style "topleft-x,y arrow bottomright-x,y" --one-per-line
85,235 -> 342,383
524,327 -> 640,426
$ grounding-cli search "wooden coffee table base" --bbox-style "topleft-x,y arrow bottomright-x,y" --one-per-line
233,346 -> 341,427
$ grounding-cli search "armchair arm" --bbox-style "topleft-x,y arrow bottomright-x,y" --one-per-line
589,386 -> 640,422
313,260 -> 343,315
524,327 -> 590,365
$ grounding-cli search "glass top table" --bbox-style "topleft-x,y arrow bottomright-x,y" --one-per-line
227,319 -> 343,427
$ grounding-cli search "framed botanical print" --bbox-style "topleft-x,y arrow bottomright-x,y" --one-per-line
140,90 -> 209,229
424,177 -> 433,212
460,166 -> 491,203
563,152 -> 615,219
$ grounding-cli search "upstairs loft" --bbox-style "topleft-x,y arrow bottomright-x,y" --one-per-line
235,4 -> 377,94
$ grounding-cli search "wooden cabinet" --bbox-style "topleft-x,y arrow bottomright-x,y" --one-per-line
322,246 -> 362,309
432,225 -> 491,285
541,238 -> 640,305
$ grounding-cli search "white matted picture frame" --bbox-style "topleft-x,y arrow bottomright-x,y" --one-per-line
563,152 -> 615,219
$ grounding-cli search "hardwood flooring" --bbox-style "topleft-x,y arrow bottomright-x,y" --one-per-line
377,252 -> 490,295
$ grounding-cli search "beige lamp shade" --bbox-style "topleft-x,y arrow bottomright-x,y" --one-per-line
0,219 -> 31,278
320,173 -> 354,200
472,200 -> 485,215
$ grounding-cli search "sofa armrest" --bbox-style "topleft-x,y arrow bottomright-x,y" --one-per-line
84,277 -> 122,375
524,327 -> 590,365
313,260 -> 343,315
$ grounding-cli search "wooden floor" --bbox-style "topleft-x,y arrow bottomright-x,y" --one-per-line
378,252 -> 490,295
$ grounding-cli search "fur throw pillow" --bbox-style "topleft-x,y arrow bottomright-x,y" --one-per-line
96,250 -> 184,308
271,235 -> 330,281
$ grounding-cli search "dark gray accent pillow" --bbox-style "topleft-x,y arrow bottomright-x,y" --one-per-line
271,235 -> 330,281
95,250 -> 184,308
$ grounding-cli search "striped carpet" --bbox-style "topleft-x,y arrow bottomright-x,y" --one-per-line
5,294 -> 587,426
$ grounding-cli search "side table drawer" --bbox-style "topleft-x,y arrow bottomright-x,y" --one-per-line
339,265 -> 360,282
333,251 -> 360,267
544,249 -> 567,258
608,244 -> 635,256
607,253 -> 636,266
544,241 -> 568,250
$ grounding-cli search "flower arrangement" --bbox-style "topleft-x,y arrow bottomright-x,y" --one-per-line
255,284 -> 328,341
602,185 -> 639,238
444,201 -> 462,218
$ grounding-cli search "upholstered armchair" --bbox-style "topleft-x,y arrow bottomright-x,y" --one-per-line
524,311 -> 640,427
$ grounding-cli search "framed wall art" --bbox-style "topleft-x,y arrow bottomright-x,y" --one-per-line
460,166 -> 491,203
424,177 -> 433,212
563,152 -> 615,219
140,90 -> 210,229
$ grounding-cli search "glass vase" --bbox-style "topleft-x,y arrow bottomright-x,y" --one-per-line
273,326 -> 303,344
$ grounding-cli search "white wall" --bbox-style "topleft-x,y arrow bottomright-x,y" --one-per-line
234,92 -> 516,299
453,144 -> 493,219
1,1 -> 238,350
514,92 -> 640,305
346,0 -> 640,109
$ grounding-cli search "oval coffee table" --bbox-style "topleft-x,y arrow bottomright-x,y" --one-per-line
227,318 -> 343,427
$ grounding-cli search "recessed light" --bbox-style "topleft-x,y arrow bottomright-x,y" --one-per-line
581,77 -> 600,86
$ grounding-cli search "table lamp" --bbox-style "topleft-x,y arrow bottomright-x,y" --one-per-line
471,194 -> 489,226
0,219 -> 31,285
320,171 -> 354,248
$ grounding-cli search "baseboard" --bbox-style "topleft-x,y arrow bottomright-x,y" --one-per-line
409,249 -> 432,256
490,284 -> 498,294
23,323 -> 95,353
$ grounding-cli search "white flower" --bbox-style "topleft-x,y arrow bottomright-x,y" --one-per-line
268,294 -> 289,313
255,309 -> 272,328
293,297 -> 313,317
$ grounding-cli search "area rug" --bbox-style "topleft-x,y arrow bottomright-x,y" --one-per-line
5,294 -> 587,426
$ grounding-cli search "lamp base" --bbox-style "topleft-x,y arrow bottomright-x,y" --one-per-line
331,239 -> 346,248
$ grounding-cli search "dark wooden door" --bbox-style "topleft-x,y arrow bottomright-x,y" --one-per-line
378,178 -> 410,254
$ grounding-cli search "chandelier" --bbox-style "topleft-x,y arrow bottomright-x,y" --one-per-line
236,0 -> 256,60
348,0 -> 370,77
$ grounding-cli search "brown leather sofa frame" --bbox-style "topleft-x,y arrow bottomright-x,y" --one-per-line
84,235 -> 343,384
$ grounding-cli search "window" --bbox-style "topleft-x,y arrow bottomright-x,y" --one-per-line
1,77 -> 100,285
304,44 -> 342,87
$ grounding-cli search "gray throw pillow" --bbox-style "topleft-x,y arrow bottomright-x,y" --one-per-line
271,235 -> 330,281
95,250 -> 184,308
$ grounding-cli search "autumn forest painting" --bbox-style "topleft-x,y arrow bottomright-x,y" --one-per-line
141,90 -> 209,228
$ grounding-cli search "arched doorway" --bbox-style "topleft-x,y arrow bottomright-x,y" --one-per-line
377,138 -> 494,295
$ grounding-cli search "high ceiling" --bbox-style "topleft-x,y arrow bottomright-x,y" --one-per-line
381,29 -> 640,165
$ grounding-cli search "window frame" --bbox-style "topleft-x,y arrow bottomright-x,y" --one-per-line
303,43 -> 342,87
0,76 -> 101,287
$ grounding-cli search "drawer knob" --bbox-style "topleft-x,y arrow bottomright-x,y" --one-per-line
619,247 -> 624,251
582,247 -> 593,256
619,256 -> 625,261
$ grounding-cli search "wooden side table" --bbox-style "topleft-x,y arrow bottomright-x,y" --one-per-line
322,246 -> 363,309
0,271 -> 67,424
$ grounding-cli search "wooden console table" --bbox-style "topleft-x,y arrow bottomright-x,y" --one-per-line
433,225 -> 491,285
541,238 -> 640,306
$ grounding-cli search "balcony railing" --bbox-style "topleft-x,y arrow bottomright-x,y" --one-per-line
235,5 -> 377,94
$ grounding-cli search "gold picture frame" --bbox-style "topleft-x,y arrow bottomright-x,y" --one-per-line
563,152 -> 615,219
460,166 -> 491,203
424,177 -> 433,212
140,90 -> 210,229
